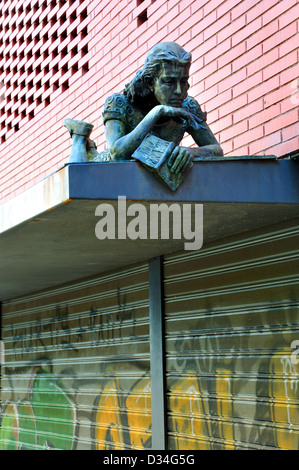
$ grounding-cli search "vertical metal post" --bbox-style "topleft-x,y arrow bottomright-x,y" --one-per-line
149,256 -> 167,450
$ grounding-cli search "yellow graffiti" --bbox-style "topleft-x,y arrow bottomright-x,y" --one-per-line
167,376 -> 206,450
95,376 -> 151,450
269,352 -> 299,450
167,374 -> 236,450
95,378 -> 124,450
94,349 -> 299,451
215,369 -> 234,448
125,377 -> 151,449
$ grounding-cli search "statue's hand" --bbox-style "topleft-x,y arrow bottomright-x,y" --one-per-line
167,146 -> 193,174
157,106 -> 194,126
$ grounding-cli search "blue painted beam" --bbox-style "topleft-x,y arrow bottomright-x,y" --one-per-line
67,159 -> 299,204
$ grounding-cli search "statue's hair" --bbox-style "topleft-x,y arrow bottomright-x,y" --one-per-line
124,42 -> 191,104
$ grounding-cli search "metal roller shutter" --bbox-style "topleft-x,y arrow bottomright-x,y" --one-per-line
164,222 -> 299,450
0,261 -> 150,450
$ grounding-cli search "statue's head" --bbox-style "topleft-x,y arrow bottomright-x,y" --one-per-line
143,42 -> 192,77
124,42 -> 192,107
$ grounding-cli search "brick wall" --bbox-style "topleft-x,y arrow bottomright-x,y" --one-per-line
0,0 -> 298,204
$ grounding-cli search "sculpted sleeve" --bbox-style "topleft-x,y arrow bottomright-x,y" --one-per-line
102,93 -> 137,133
182,96 -> 208,132
182,96 -> 207,120
182,95 -> 221,147
102,93 -> 129,125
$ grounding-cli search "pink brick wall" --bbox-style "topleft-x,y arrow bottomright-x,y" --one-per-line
0,0 -> 298,204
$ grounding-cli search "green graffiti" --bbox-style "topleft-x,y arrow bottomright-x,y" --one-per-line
0,404 -> 18,450
18,402 -> 37,450
31,371 -> 75,449
0,369 -> 76,450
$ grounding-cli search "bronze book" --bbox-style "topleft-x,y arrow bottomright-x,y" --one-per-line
132,133 -> 187,191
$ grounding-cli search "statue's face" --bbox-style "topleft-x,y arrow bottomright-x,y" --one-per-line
152,61 -> 189,107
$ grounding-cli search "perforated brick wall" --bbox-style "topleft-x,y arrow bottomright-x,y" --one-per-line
0,0 -> 298,204
0,0 -> 89,144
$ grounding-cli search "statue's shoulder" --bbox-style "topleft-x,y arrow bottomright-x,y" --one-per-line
103,93 -> 135,127
104,92 -> 130,108
103,93 -> 129,115
182,95 -> 207,122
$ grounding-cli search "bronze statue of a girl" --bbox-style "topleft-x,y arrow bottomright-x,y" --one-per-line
64,42 -> 223,182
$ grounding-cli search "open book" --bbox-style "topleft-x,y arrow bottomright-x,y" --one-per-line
132,133 -> 189,191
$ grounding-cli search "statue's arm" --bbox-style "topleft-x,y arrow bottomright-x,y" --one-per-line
181,97 -> 223,157
105,108 -> 160,161
105,105 -> 196,161
167,121 -> 223,172
186,121 -> 224,157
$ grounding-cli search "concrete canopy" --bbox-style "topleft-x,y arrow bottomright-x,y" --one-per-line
1,158 -> 299,301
